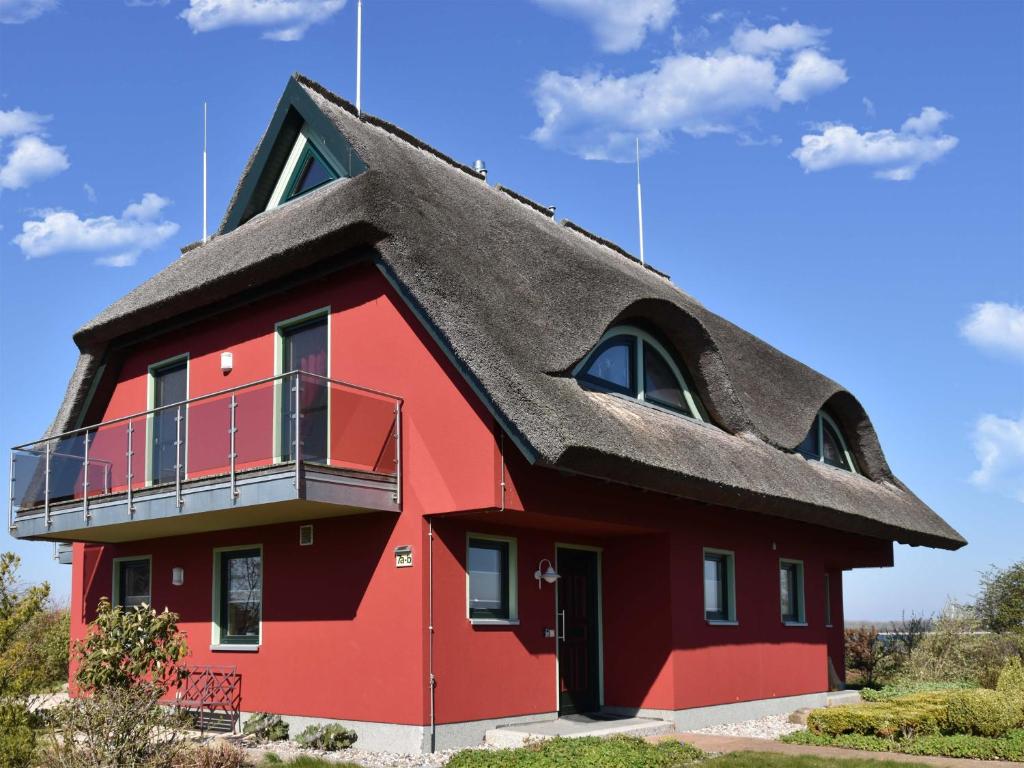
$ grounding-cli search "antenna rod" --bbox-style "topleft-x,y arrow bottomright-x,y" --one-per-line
355,0 -> 363,115
202,102 -> 208,244
636,137 -> 645,265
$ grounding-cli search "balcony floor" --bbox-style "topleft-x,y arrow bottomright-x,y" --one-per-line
11,462 -> 399,543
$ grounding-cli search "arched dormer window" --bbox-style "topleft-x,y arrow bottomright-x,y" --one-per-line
575,326 -> 708,421
797,411 -> 857,473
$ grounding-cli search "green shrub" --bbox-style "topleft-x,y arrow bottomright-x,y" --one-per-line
295,723 -> 358,751
944,688 -> 1023,737
446,736 -> 703,768
244,711 -> 290,742
807,696 -> 948,738
0,701 -> 36,768
860,680 -> 969,701
997,656 -> 1024,696
783,727 -> 1024,762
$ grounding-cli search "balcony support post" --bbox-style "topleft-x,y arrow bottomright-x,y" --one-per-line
126,421 -> 134,517
43,441 -> 51,529
175,406 -> 183,509
83,432 -> 90,522
394,401 -> 402,506
229,394 -> 238,500
8,452 -> 16,533
293,373 -> 302,491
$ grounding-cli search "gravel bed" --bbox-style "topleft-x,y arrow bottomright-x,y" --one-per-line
248,740 -> 499,767
690,713 -> 805,740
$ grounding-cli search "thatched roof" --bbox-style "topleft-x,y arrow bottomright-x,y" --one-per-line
55,74 -> 964,550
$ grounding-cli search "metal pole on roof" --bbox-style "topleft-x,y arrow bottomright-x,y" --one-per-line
203,102 -> 208,244
636,137 -> 645,265
355,0 -> 363,115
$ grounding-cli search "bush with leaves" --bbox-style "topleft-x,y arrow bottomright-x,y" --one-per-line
860,680 -> 970,701
0,700 -> 37,768
976,560 -> 1024,636
845,626 -> 890,687
997,655 -> 1024,696
446,736 -> 703,768
295,722 -> 358,751
75,597 -> 189,695
899,601 -> 1022,688
244,711 -> 290,742
42,682 -> 189,768
945,688 -> 1023,737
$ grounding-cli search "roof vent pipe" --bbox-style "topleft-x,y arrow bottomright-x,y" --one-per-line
473,159 -> 487,179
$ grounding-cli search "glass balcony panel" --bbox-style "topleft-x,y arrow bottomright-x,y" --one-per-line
85,421 -> 128,498
185,393 -> 232,480
328,381 -> 398,475
233,379 -> 276,470
127,416 -> 147,496
11,445 -> 47,513
49,432 -> 87,505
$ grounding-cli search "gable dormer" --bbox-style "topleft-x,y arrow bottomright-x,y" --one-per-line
220,76 -> 366,234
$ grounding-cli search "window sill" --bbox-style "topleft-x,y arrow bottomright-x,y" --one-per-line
210,644 -> 260,652
706,619 -> 739,626
469,618 -> 520,627
782,621 -> 808,627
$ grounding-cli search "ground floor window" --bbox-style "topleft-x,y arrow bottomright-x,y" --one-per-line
214,547 -> 262,645
114,557 -> 151,608
780,559 -> 806,625
467,535 -> 517,622
703,549 -> 736,623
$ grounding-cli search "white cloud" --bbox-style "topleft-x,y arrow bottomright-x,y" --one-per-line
961,302 -> 1024,359
0,134 -> 69,190
83,182 -> 96,202
862,96 -> 876,117
532,19 -> 847,161
12,193 -> 179,267
0,0 -> 56,24
705,10 -> 725,24
777,49 -> 847,103
180,0 -> 345,41
0,107 -> 50,137
791,106 -> 957,180
533,0 -> 676,53
730,21 -> 826,57
970,414 -> 1024,503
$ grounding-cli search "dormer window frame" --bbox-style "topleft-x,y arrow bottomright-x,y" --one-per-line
798,410 -> 858,474
574,325 -> 708,423
266,129 -> 340,211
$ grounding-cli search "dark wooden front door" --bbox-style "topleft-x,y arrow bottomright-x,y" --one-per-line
557,547 -> 600,715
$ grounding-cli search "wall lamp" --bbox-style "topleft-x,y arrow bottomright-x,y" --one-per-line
534,559 -> 560,589
171,567 -> 184,586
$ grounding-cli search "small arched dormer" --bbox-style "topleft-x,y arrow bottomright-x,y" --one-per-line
797,411 -> 857,473
575,325 -> 709,421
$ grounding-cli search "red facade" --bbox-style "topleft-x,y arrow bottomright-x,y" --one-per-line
67,261 -> 892,745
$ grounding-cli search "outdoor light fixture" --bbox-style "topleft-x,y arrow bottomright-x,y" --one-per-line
534,559 -> 559,589
220,351 -> 233,374
171,567 -> 184,586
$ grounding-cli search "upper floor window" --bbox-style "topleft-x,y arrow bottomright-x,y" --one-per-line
266,130 -> 340,210
797,411 -> 856,473
576,326 -> 707,421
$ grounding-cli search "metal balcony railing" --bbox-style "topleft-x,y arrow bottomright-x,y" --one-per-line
9,371 -> 402,532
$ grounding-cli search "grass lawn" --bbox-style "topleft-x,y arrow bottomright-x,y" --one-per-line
704,754 -> 923,768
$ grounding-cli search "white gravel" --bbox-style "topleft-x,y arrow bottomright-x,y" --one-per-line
690,713 -> 805,740
248,739 -> 500,767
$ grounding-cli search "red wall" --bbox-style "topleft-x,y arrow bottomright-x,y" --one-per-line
71,260 -> 889,727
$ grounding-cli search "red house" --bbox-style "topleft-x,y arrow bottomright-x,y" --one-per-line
9,74 -> 965,753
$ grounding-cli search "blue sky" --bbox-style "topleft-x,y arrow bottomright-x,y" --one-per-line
0,0 -> 1021,620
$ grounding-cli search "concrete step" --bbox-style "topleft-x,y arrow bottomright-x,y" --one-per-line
826,690 -> 863,707
485,716 -> 673,749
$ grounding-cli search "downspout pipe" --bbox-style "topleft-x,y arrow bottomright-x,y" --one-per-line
428,518 -> 436,752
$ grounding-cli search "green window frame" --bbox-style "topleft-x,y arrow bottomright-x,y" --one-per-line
282,141 -> 338,203
780,559 -> 806,625
797,411 -> 857,473
703,548 -> 736,623
112,556 -> 152,609
213,546 -> 262,647
574,325 -> 708,421
467,535 -> 518,623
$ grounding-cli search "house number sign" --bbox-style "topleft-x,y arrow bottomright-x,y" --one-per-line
395,546 -> 413,568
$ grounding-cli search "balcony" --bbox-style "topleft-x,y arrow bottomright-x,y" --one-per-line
9,372 -> 401,543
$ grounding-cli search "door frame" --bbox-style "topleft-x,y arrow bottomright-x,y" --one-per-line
146,353 -> 190,486
554,542 -> 604,715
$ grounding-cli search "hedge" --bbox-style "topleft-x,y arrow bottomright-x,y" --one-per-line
783,728 -> 1024,762
445,737 -> 704,768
